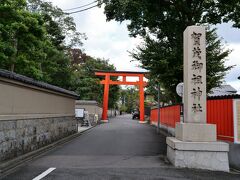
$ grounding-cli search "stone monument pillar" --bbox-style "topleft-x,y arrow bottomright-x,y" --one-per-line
166,26 -> 229,172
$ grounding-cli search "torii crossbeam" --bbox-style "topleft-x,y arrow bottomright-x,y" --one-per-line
95,70 -> 147,123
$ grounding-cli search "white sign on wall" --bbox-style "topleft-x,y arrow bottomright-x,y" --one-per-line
75,108 -> 84,118
184,26 -> 206,123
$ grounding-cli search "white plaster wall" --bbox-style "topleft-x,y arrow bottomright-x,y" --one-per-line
0,78 -> 76,120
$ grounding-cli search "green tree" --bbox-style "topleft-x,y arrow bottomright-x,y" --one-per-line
0,0 -> 47,78
99,0 -> 240,36
98,0 -> 237,102
0,0 -> 84,89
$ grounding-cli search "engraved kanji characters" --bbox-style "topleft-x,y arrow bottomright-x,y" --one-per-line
192,60 -> 203,72
191,31 -> 203,113
192,47 -> 202,59
191,32 -> 202,46
191,87 -> 202,100
192,74 -> 202,85
192,103 -> 203,112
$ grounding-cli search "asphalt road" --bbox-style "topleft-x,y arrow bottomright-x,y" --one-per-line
2,115 -> 240,180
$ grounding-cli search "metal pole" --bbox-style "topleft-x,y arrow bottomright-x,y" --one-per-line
157,83 -> 160,134
181,87 -> 184,123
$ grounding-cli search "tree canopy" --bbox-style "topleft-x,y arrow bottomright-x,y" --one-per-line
0,0 -> 46,78
0,0 -> 81,88
99,0 -> 240,36
99,0 -> 238,102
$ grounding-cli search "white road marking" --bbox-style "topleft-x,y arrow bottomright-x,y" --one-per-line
32,167 -> 56,180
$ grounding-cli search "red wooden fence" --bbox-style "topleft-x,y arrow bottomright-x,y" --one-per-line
207,99 -> 234,142
150,99 -> 234,142
150,105 -> 180,128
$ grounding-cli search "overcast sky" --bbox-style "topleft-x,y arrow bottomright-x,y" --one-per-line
48,0 -> 240,92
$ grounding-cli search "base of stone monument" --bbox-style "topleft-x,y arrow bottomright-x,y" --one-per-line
166,137 -> 229,172
176,123 -> 217,142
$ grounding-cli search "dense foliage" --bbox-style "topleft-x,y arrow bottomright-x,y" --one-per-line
0,0 -> 79,88
98,0 -> 238,102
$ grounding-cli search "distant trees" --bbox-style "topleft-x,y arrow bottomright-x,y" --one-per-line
119,87 -> 139,113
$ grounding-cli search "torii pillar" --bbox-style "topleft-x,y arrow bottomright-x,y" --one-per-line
102,74 -> 110,123
138,74 -> 145,122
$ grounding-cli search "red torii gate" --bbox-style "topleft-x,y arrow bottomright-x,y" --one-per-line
95,70 -> 147,123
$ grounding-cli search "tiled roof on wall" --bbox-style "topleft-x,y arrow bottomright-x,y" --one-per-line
207,94 -> 240,100
0,69 -> 79,98
208,85 -> 237,97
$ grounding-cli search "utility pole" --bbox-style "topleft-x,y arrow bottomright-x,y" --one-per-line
157,83 -> 160,134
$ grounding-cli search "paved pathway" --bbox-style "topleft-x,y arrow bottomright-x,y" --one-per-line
3,115 -> 240,179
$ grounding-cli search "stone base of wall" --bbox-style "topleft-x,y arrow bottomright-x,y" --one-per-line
151,122 -> 175,136
0,116 -> 77,162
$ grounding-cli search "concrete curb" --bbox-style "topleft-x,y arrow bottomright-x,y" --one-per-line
0,126 -> 94,177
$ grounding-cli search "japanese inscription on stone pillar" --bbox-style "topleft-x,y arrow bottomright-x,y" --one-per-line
184,26 -> 206,123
